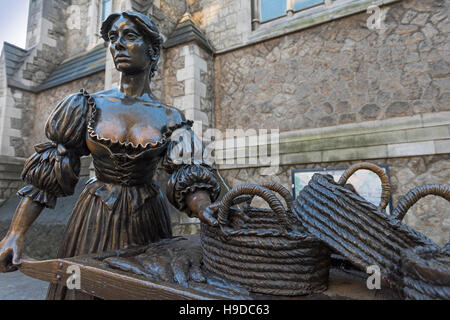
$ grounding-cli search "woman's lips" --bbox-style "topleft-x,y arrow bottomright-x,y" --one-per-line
115,56 -> 130,62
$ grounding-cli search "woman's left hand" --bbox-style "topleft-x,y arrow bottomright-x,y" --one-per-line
186,191 -> 219,226
197,202 -> 219,227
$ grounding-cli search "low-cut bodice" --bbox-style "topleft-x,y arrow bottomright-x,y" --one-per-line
19,88 -> 220,217
85,90 -> 187,187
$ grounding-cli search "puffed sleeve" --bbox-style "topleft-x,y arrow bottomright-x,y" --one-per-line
17,92 -> 90,208
162,120 -> 220,217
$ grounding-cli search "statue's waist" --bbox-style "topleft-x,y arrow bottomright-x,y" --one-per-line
84,177 -> 161,213
92,156 -> 160,186
94,169 -> 156,186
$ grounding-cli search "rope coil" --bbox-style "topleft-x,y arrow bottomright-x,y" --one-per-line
201,182 -> 330,296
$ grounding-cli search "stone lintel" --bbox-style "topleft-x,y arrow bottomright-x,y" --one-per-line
164,19 -> 215,54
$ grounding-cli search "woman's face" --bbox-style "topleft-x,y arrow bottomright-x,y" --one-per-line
108,16 -> 151,74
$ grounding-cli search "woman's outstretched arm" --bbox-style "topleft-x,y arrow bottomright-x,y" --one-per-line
0,91 -> 91,273
0,198 -> 44,272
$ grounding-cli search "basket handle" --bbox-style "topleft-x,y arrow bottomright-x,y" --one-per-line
338,162 -> 391,211
392,184 -> 450,221
243,182 -> 294,213
217,184 -> 288,227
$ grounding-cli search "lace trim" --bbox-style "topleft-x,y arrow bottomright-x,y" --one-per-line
174,183 -> 220,210
17,185 -> 57,209
82,88 -> 193,153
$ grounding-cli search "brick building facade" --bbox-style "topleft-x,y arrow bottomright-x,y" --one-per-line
0,0 -> 448,253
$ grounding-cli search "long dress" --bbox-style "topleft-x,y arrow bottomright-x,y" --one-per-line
17,88 -> 220,299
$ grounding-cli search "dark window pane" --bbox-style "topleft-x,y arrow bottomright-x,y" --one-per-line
294,0 -> 323,11
260,0 -> 287,22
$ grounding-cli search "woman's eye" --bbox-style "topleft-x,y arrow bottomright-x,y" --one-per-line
126,33 -> 137,40
108,34 -> 117,41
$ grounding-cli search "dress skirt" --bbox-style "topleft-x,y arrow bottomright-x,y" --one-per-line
46,179 -> 173,300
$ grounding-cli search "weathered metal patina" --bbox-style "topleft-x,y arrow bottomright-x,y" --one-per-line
294,163 -> 450,299
0,11 -> 221,300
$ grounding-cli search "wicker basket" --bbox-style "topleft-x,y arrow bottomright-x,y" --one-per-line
201,182 -> 330,296
293,162 -> 444,296
401,246 -> 450,300
393,184 -> 450,300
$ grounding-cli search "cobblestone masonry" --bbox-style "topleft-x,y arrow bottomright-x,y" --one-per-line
213,0 -> 449,133
163,45 -> 185,107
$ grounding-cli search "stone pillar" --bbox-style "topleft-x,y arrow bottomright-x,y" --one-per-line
0,53 -> 14,156
164,13 -> 215,137
174,44 -> 210,133
161,13 -> 215,234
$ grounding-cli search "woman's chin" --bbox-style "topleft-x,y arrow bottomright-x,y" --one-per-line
115,64 -> 142,74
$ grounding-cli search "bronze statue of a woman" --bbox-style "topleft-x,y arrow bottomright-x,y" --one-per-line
0,11 -> 220,299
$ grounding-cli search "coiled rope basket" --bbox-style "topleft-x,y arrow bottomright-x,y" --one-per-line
393,184 -> 450,300
200,182 -> 330,296
294,162 -> 450,299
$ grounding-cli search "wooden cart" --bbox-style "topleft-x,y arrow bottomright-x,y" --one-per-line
18,238 -> 397,300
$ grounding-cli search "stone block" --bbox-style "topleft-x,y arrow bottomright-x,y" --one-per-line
279,151 -> 322,165
406,126 -> 450,142
388,141 -> 435,158
421,111 -> 450,127
322,145 -> 387,162
434,139 -> 450,154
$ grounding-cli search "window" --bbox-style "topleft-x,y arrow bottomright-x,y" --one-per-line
102,0 -> 112,21
255,0 -> 324,23
260,0 -> 287,22
294,0 -> 324,11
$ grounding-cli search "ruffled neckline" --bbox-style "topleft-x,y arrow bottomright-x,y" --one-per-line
81,89 -> 193,154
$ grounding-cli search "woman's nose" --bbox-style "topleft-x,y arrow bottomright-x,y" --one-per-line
114,36 -> 126,50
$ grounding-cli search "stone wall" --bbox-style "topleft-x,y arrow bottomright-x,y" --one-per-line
8,89 -> 36,158
28,71 -> 105,154
163,45 -> 185,106
219,154 -> 450,247
213,0 -> 449,133
23,0 -> 70,84
164,43 -> 214,129
65,0 -> 93,58
0,156 -> 25,206
189,0 -> 250,51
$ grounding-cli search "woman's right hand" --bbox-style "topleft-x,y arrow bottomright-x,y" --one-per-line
0,233 -> 23,272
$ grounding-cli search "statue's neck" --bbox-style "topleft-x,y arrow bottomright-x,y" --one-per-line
119,70 -> 152,98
